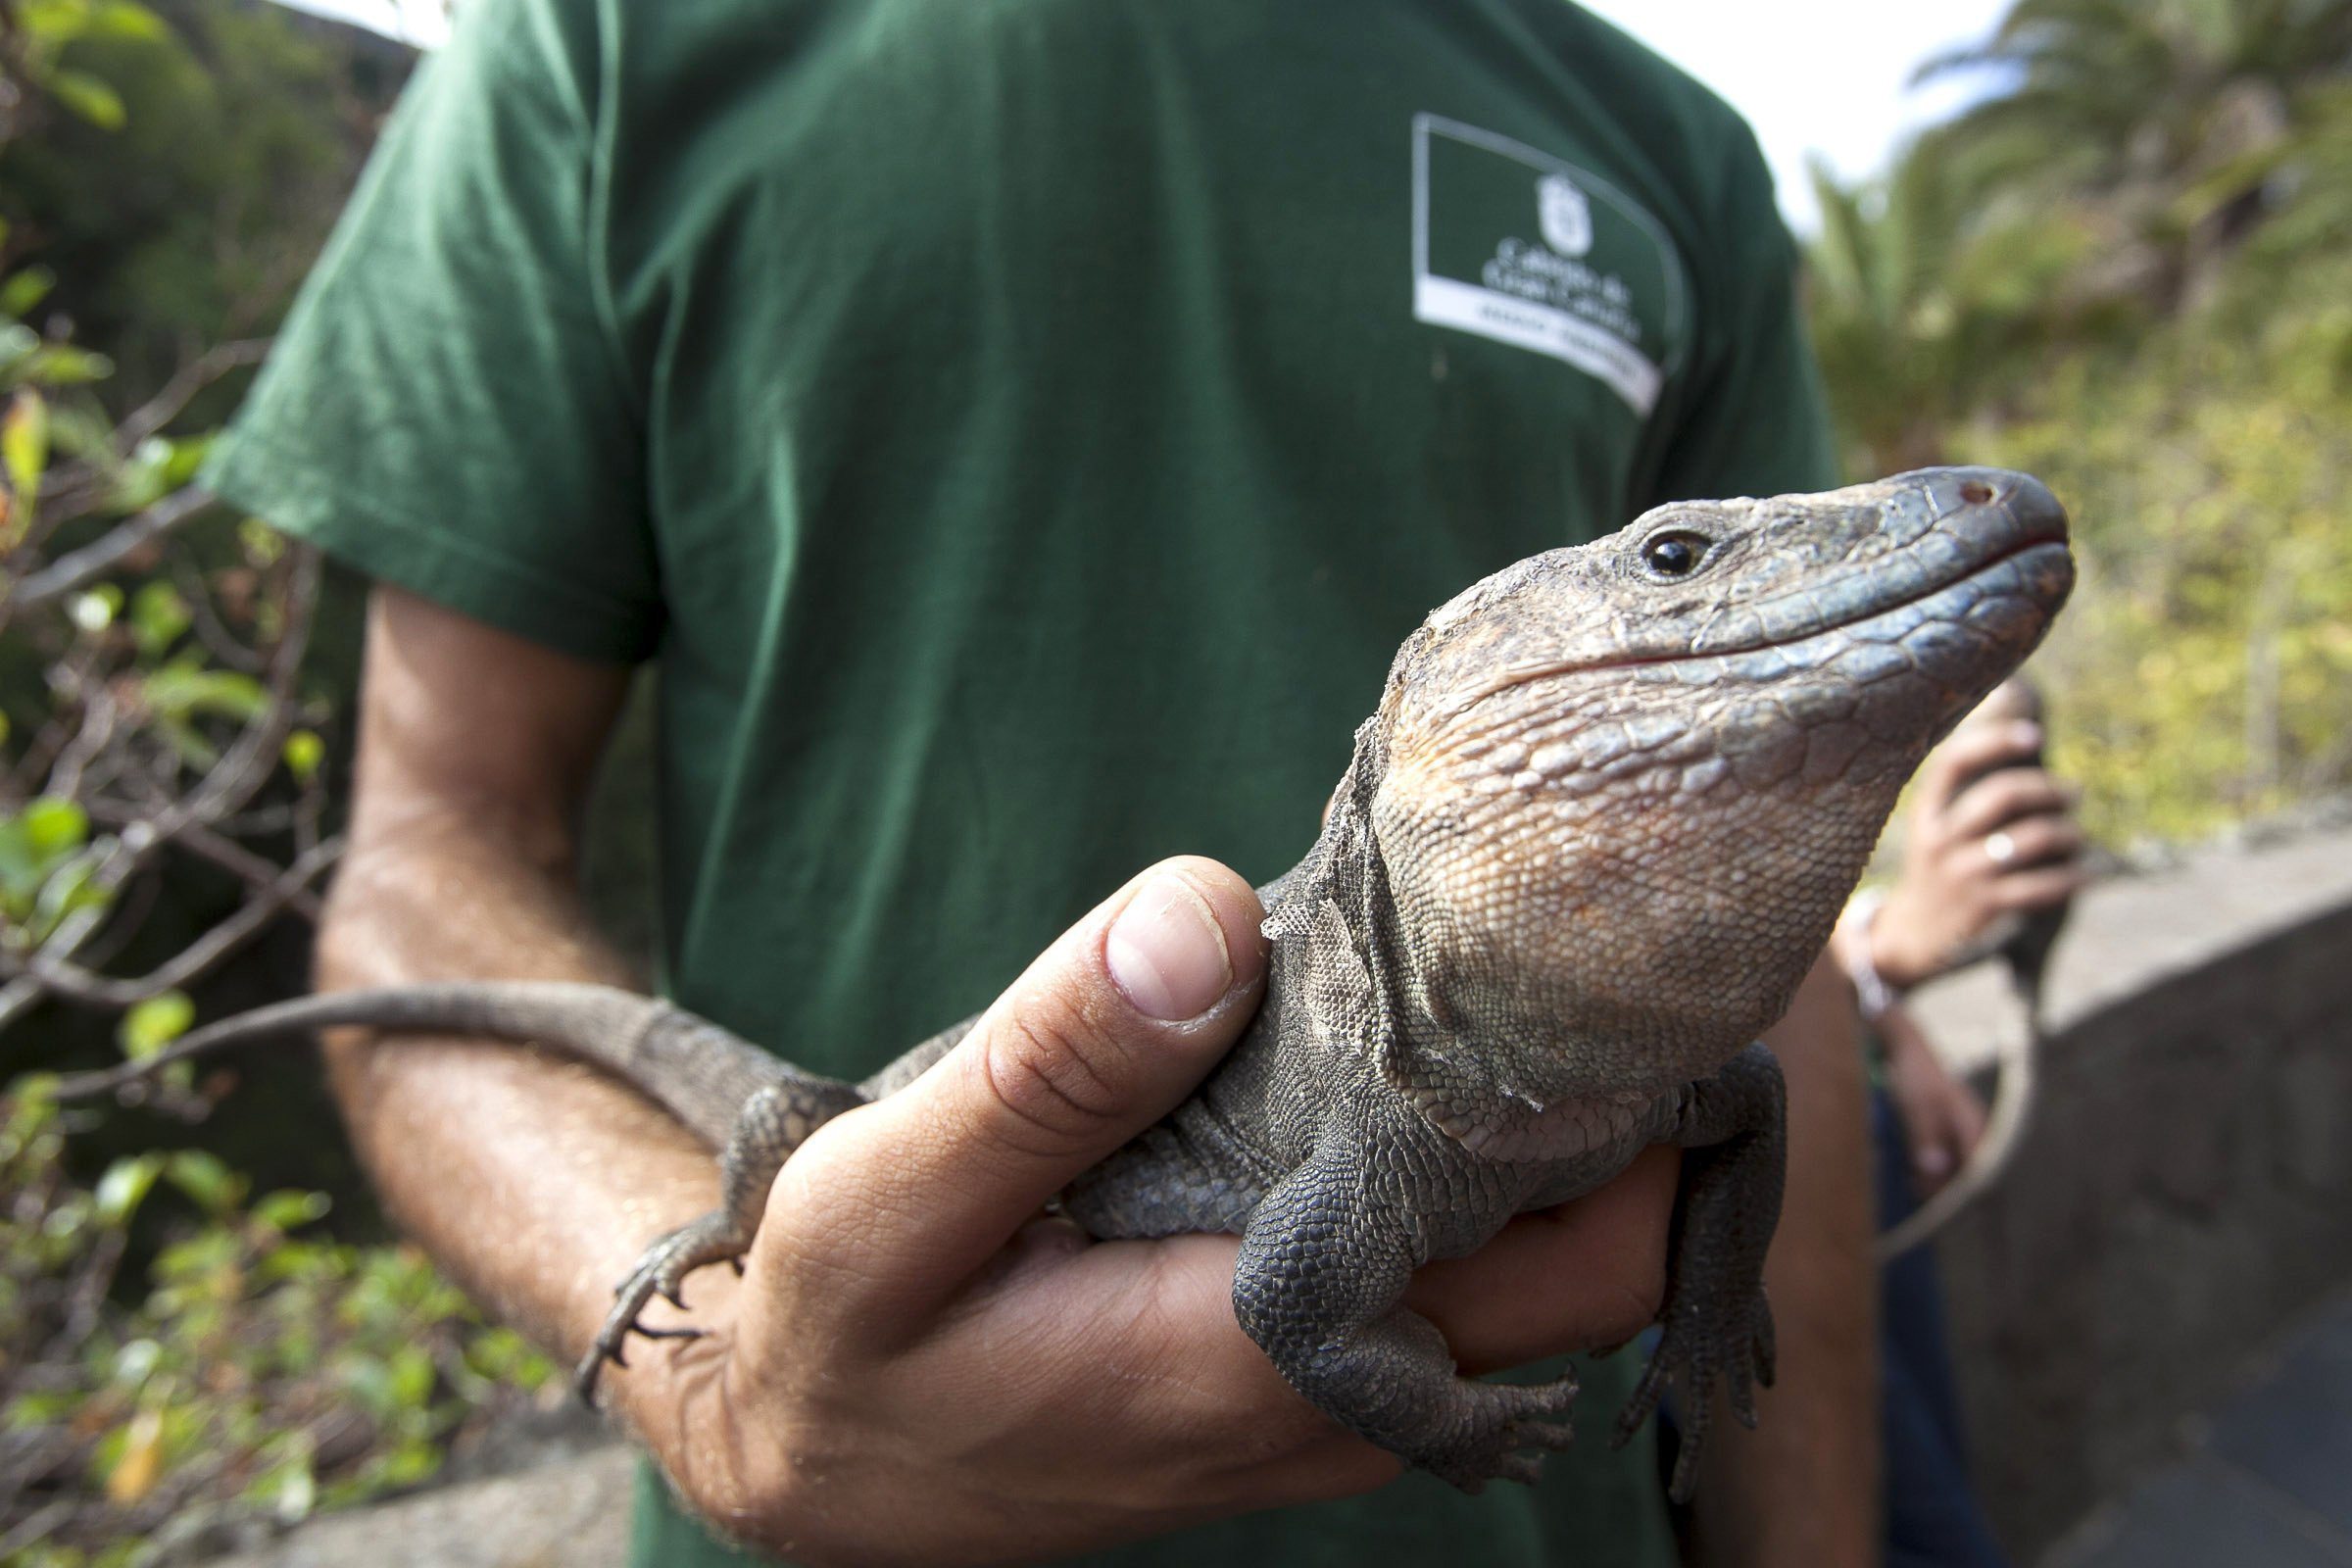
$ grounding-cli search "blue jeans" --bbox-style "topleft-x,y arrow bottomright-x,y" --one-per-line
1874,1088 -> 2009,1568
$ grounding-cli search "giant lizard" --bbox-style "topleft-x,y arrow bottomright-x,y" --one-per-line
57,466 -> 2074,1498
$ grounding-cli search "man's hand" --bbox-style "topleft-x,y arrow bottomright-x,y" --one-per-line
1871,710 -> 2085,992
612,857 -> 1678,1566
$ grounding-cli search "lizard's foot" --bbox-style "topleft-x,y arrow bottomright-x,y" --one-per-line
1620,1041 -> 1786,1501
1422,1372 -> 1581,1492
1612,1283 -> 1774,1501
573,1210 -> 753,1402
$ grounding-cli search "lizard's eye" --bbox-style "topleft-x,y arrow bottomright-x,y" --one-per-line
1640,529 -> 1712,579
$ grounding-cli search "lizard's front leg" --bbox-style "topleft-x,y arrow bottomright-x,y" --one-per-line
1615,1040 -> 1786,1501
1231,1121 -> 1572,1491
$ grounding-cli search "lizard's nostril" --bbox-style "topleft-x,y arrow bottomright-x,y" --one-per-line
1959,479 -> 1997,507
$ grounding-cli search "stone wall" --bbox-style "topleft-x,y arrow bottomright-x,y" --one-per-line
1912,824 -> 2352,1558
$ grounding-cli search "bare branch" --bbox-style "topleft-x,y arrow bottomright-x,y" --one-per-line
171,542 -> 321,830
19,836 -> 342,1007
59,866 -> 159,972
83,804 -> 325,921
7,488 -> 217,612
0,545 -> 328,1040
170,551 -> 266,673
39,686 -> 116,801
0,1498 -> 74,1561
0,974 -> 46,1034
115,339 -> 270,452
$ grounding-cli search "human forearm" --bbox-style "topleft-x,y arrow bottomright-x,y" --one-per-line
309,587 -> 711,1377
314,813 -> 726,1374
1690,954 -> 1878,1567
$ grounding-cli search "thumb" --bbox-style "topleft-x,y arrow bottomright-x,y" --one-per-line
783,857 -> 1266,1315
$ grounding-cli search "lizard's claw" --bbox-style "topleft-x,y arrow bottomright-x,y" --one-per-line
1613,1286 -> 1775,1502
573,1209 -> 756,1404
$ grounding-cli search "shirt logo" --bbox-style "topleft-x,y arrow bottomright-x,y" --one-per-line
1537,173 -> 1593,258
1411,114 -> 1687,416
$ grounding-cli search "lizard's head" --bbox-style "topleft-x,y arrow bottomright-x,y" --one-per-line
1361,466 -> 2074,1098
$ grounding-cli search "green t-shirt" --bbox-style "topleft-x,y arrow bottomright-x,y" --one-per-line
208,0 -> 1837,1561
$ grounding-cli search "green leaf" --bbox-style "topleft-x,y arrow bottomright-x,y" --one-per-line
0,798 -> 91,916
120,991 -> 194,1060
248,1443 -> 318,1523
28,852 -> 109,943
250,1190 -> 330,1233
142,662 -> 268,724
93,1154 -> 166,1225
379,1435 -> 442,1488
4,390 -> 49,504
164,1149 -> 243,1216
0,268 -> 57,318
47,69 -> 127,130
86,0 -> 171,41
43,401 -> 114,462
386,1345 -> 436,1410
6,1388 -> 79,1428
19,344 -> 113,385
117,432 -> 210,512
161,432 -> 213,486
20,797 -> 88,858
282,729 -> 323,783
130,581 -> 191,656
237,517 -> 286,565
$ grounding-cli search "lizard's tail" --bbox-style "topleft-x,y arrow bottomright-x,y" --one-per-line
49,983 -> 785,1149
1875,968 -> 2043,1262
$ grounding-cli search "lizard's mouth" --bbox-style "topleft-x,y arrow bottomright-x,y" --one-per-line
1443,528 -> 2074,719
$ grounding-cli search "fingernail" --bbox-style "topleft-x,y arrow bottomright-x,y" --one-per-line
1916,1148 -> 1953,1178
1107,874 -> 1233,1021
2010,720 -> 2043,750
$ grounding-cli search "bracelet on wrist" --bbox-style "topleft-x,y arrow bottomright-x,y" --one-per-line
1836,887 -> 1901,1023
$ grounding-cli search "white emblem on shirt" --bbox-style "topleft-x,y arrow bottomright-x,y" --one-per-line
1537,173 -> 1593,258
1410,114 -> 1687,416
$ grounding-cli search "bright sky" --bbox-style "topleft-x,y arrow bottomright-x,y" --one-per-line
271,0 -> 2012,230
1574,1 -> 2015,230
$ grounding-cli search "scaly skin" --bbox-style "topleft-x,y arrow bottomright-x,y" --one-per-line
57,466 -> 2074,1499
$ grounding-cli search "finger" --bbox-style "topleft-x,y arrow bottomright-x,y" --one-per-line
1916,1072 -> 1990,1191
780,858 -> 1267,1318
1944,769 -> 2072,842
1873,1000 -> 1956,1167
1912,1132 -> 1957,1190
1915,720 -> 2041,816
1992,864 -> 2087,913
1984,815 -> 2084,872
1405,1146 -> 1678,1374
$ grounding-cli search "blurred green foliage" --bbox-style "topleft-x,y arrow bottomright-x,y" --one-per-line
1803,0 -> 2352,852
1,1082 -> 554,1566
0,0 -> 398,402
1978,317 -> 2352,849
0,6 -> 533,1562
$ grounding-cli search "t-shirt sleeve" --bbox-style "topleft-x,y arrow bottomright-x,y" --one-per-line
202,0 -> 660,664
1642,124 -> 1841,506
